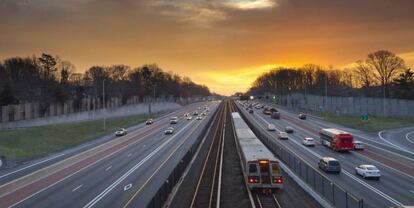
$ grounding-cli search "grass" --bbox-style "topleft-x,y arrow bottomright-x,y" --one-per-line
312,112 -> 414,132
0,115 -> 149,160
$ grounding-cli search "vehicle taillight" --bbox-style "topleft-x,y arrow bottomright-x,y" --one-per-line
273,176 -> 283,184
248,176 -> 259,183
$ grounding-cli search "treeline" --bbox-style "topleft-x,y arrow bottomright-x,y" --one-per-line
0,53 -> 211,108
248,50 -> 414,99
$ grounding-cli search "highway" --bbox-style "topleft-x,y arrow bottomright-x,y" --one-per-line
237,101 -> 414,208
0,101 -> 220,208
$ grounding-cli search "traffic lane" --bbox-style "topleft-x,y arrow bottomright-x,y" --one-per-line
12,105 -> 213,207
251,109 -> 413,204
109,115 -> 213,208
85,112 -> 214,208
2,104 -> 209,208
243,107 -> 405,208
271,104 -> 414,160
271,118 -> 414,206
0,102 -> 211,185
267,105 -> 414,172
10,121 -> 182,208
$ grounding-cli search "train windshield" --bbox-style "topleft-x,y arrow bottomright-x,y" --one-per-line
249,164 -> 258,173
272,163 -> 281,174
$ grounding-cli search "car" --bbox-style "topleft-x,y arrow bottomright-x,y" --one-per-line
278,132 -> 288,140
186,116 -> 192,120
196,116 -> 203,120
302,137 -> 315,146
115,128 -> 127,136
170,116 -> 178,124
201,112 -> 207,116
298,113 -> 307,120
318,157 -> 341,173
355,165 -> 380,179
285,126 -> 294,133
197,107 -> 202,110
145,119 -> 153,125
164,127 -> 175,135
353,141 -> 365,150
248,109 -> 254,114
206,108 -> 210,112
267,124 -> 276,131
193,111 -> 199,116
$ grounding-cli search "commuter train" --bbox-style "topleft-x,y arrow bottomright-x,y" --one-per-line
231,112 -> 283,193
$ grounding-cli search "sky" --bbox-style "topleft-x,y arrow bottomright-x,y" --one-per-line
1,0 -> 414,95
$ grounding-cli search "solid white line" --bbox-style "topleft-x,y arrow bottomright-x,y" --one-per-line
405,132 -> 414,145
105,166 -> 112,172
410,190 -> 414,194
127,153 -> 132,158
247,108 -> 404,206
83,121 -> 194,208
378,131 -> 411,153
72,184 -> 83,192
0,154 -> 65,179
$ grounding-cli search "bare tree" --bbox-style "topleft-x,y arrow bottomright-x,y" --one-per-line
354,60 -> 376,88
366,50 -> 405,96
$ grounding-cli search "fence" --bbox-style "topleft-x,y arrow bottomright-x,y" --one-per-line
0,96 -> 210,127
277,93 -> 414,117
238,106 -> 364,208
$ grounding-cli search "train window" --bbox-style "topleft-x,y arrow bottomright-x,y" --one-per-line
249,164 -> 258,173
260,163 -> 270,174
272,164 -> 280,174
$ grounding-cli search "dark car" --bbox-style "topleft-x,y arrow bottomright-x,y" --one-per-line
299,113 -> 307,120
248,109 -> 254,114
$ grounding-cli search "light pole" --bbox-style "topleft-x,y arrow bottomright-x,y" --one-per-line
324,75 -> 328,116
103,79 -> 106,130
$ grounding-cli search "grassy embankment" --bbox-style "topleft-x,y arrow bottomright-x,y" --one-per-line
313,112 -> 414,132
0,115 -> 149,160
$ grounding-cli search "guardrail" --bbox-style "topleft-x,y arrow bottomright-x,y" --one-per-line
146,104 -> 220,208
237,104 -> 364,208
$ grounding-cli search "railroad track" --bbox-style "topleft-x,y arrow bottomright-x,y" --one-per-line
254,194 -> 282,208
190,101 -> 227,208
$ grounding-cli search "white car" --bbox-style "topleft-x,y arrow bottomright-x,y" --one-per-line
267,124 -> 276,131
353,141 -> 365,150
115,128 -> 127,136
302,137 -> 315,146
164,127 -> 175,135
196,116 -> 203,120
355,165 -> 380,179
170,117 -> 178,124
278,132 -> 288,140
186,116 -> 192,120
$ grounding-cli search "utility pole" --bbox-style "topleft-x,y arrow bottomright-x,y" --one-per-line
325,75 -> 328,114
103,79 -> 106,130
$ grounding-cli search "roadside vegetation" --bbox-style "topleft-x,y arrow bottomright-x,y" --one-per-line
0,115 -> 148,160
314,112 -> 414,132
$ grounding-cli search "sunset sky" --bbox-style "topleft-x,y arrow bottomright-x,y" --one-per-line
1,0 -> 414,95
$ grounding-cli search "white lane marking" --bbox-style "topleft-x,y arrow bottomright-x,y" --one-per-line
0,154 -> 65,179
105,166 -> 112,172
405,132 -> 414,145
127,153 -> 132,158
123,184 -> 132,191
72,184 -> 83,192
339,155 -> 346,159
378,131 -> 411,153
410,190 -> 414,194
248,109 -> 404,206
82,121 -> 194,208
